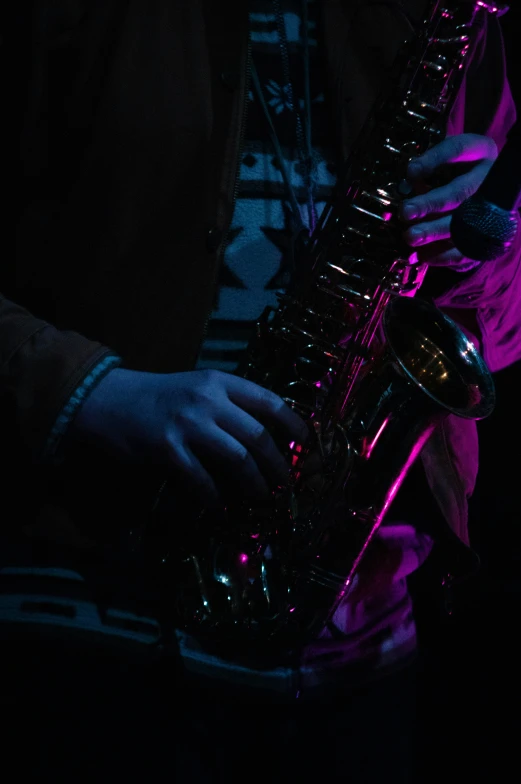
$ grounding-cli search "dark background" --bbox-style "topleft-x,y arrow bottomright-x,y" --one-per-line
413,5 -> 521,777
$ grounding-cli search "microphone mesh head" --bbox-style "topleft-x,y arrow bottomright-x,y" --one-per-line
450,195 -> 519,262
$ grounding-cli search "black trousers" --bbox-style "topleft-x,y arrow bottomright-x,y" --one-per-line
175,664 -> 418,783
1,640 -> 417,783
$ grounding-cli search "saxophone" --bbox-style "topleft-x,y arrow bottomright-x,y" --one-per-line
140,0 -> 502,648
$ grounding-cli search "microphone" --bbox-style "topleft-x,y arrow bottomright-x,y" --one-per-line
450,124 -> 521,262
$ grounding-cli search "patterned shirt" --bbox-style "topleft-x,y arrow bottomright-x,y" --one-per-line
196,0 -> 336,373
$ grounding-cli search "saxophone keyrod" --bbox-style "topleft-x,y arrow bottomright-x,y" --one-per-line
316,284 -> 371,305
360,190 -> 392,206
406,109 -> 430,122
422,60 -> 448,72
341,224 -> 372,240
350,203 -> 392,222
432,35 -> 470,44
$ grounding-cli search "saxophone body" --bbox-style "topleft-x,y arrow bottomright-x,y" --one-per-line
145,0 -> 501,648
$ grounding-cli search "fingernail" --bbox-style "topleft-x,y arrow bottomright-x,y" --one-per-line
397,178 -> 414,197
408,161 -> 423,179
408,252 -> 419,266
402,203 -> 417,221
408,227 -> 424,244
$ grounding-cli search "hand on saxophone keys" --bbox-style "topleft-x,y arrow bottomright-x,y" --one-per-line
70,367 -> 309,506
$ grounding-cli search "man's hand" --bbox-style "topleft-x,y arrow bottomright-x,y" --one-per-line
71,368 -> 308,505
400,133 -> 498,270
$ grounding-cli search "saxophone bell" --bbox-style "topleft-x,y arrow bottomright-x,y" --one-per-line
278,295 -> 495,642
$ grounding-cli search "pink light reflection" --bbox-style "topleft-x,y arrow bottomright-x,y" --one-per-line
335,425 -> 437,610
363,416 -> 389,460
291,441 -> 303,469
239,553 -> 248,564
381,426 -> 435,517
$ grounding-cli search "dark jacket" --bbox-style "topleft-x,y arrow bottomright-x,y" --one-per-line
3,1 -> 520,562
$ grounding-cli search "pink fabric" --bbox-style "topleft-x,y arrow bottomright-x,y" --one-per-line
436,225 -> 521,373
440,19 -> 520,372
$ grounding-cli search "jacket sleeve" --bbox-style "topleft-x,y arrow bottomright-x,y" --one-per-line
0,294 -> 121,463
435,14 -> 520,373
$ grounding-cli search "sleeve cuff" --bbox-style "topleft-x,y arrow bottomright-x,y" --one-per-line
41,353 -> 122,464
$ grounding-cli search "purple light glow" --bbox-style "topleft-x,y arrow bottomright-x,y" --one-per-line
334,425 -> 437,612
381,427 -> 435,518
363,416 -> 389,460
239,554 -> 248,564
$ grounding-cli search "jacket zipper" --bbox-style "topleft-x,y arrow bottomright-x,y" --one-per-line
200,31 -> 253,347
